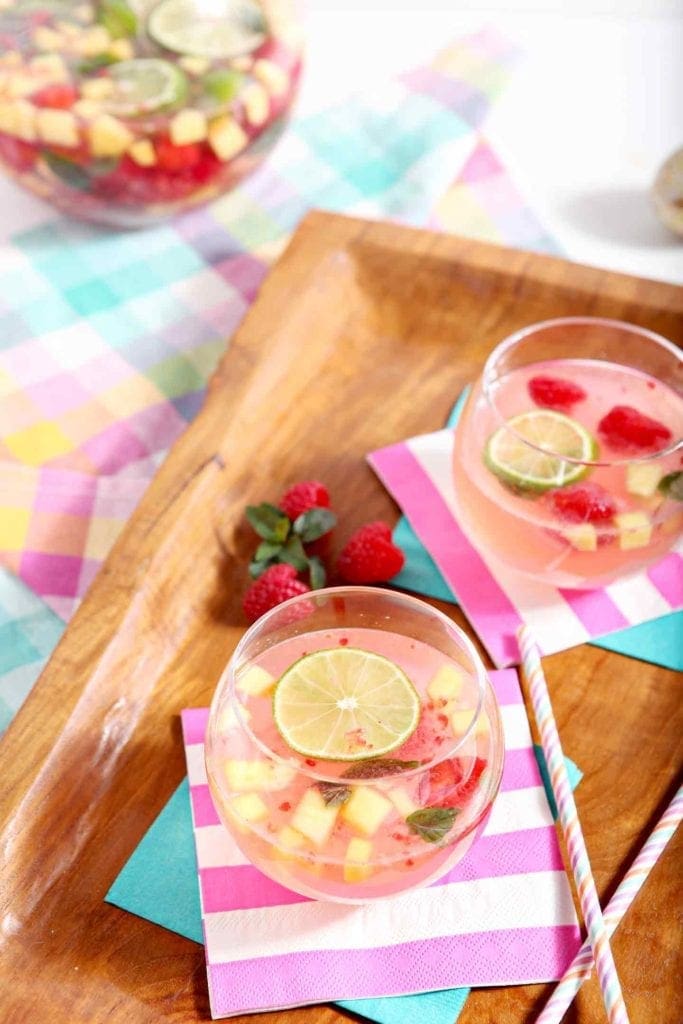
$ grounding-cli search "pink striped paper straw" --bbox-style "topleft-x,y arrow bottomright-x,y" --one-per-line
538,783 -> 682,1023
517,624 -> 630,1024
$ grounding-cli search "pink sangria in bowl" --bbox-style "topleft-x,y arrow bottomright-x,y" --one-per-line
0,0 -> 302,227
205,587 -> 504,903
452,318 -> 683,589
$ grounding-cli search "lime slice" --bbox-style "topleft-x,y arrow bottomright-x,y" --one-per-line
147,0 -> 267,59
103,58 -> 188,117
485,410 -> 596,492
202,67 -> 244,104
273,648 -> 421,762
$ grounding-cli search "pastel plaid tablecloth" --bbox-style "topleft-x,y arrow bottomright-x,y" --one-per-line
0,28 -> 557,731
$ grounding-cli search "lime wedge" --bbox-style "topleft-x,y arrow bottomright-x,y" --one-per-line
273,648 -> 421,762
485,410 -> 596,492
147,0 -> 267,59
103,58 -> 188,117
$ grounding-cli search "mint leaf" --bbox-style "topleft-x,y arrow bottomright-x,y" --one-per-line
317,781 -> 351,807
77,54 -> 117,74
308,555 -> 326,590
406,806 -> 458,843
659,471 -> 683,502
249,557 -> 276,579
246,503 -> 290,543
279,535 -> 309,571
255,540 -> 282,561
293,507 -> 337,542
342,758 -> 421,780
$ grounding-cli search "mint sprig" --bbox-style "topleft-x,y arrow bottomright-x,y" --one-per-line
316,758 -> 421,807
246,503 -> 337,585
406,806 -> 459,844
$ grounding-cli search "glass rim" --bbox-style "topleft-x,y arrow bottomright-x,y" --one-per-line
210,585 -> 491,784
482,316 -> 683,466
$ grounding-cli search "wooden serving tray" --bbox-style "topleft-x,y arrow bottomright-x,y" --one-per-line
1,212 -> 681,1024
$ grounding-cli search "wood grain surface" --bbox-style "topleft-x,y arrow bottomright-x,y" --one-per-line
1,211 -> 681,1024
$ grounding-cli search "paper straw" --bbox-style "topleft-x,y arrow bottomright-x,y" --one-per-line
517,624 -> 630,1024
537,783 -> 682,1023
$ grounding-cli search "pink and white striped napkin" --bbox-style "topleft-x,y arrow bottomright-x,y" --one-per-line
181,669 -> 580,1019
369,429 -> 683,668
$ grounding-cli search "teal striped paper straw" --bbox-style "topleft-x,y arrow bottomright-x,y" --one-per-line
538,783 -> 682,1022
517,624 -> 630,1024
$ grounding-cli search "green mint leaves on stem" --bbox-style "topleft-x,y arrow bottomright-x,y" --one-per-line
406,806 -> 459,844
246,503 -> 336,585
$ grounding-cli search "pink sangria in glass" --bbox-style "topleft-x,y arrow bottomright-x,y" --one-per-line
206,587 -> 504,903
452,318 -> 683,588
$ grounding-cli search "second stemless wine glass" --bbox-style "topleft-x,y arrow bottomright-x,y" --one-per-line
206,587 -> 504,903
452,318 -> 683,588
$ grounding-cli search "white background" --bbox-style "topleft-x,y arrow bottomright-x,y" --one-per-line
1,1 -> 681,283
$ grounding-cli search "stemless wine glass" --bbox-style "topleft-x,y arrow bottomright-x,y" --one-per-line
0,0 -> 303,227
452,318 -> 683,588
206,587 -> 504,904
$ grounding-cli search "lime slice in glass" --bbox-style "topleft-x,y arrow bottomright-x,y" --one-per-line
273,648 -> 421,762
485,410 -> 597,492
147,0 -> 267,59
103,58 -> 188,117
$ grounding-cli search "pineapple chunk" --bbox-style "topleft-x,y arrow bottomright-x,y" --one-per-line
253,58 -> 289,98
242,82 -> 269,126
7,74 -> 40,98
427,664 -> 465,705
0,51 -> 22,69
291,787 -> 338,847
29,54 -> 68,81
170,108 -> 207,146
36,109 -> 79,147
72,99 -> 102,119
128,138 -> 156,167
451,708 -> 490,739
179,55 -> 211,76
626,463 -> 662,498
208,114 -> 248,161
232,56 -> 253,72
229,792 -> 268,825
109,38 -> 134,62
32,26 -> 63,52
386,785 -> 418,818
341,786 -> 393,837
81,77 -> 114,101
562,523 -> 598,552
343,838 -> 374,883
88,113 -> 133,157
615,511 -> 653,550
224,759 -> 294,792
217,702 -> 250,734
272,825 -> 306,861
74,25 -> 111,58
236,665 -> 275,697
0,100 -> 36,141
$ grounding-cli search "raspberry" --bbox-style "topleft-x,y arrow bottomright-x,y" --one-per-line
336,521 -> 404,584
32,84 -> 78,109
155,137 -> 203,173
421,757 -> 487,808
242,564 -> 310,623
598,405 -> 672,452
528,375 -> 587,410
547,482 -> 616,524
279,481 -> 330,521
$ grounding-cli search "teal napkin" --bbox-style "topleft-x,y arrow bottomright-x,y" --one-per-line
391,395 -> 683,672
106,748 -> 581,1024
